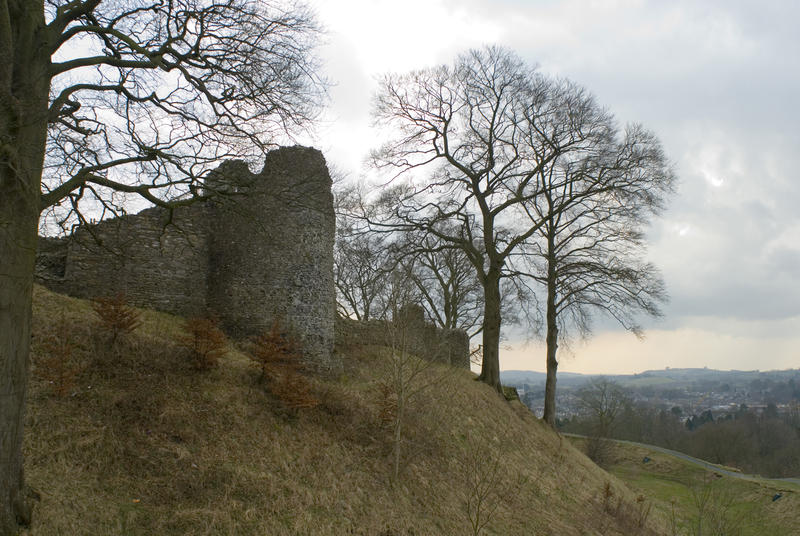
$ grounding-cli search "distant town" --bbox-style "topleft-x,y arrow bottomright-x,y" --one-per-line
503,367 -> 800,421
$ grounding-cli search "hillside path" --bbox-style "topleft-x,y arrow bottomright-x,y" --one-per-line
562,433 -> 800,487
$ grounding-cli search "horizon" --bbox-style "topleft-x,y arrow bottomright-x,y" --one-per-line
499,366 -> 800,376
306,0 -> 800,376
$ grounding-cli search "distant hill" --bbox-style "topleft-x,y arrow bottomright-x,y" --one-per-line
23,286 -> 666,535
502,367 -> 800,389
501,369 -> 591,386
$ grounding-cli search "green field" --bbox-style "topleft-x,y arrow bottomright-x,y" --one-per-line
567,438 -> 800,536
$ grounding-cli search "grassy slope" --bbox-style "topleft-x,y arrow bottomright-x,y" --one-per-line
23,286 -> 666,535
567,439 -> 800,536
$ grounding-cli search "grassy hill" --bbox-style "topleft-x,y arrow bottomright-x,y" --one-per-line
567,437 -> 800,536
22,285 -> 666,535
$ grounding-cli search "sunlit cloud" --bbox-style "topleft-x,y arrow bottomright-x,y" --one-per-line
308,0 -> 800,372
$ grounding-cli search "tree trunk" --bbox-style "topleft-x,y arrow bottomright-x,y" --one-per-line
0,196 -> 37,534
542,246 -> 559,426
478,270 -> 503,393
0,2 -> 49,532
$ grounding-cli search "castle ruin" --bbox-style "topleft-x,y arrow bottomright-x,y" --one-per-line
37,146 -> 336,366
36,146 -> 469,370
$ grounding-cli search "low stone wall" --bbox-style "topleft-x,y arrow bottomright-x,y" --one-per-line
335,306 -> 470,369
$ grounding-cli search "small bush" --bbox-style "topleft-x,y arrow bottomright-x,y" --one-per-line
91,293 -> 141,347
250,321 -> 302,376
677,476 -> 753,536
250,321 -> 318,410
34,316 -> 82,397
460,433 -> 529,536
375,380 -> 397,429
178,316 -> 228,371
599,482 -> 654,535
601,481 -> 616,513
462,437 -> 503,536
586,435 -> 613,467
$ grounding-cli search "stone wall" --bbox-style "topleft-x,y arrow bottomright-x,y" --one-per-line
35,146 -> 469,371
38,205 -> 209,316
335,306 -> 470,369
205,147 -> 336,368
36,146 -> 336,367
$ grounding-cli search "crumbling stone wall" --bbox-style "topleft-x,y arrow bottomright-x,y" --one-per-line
36,146 -> 336,367
38,205 -> 209,316
205,148 -> 335,368
335,305 -> 470,369
35,146 -> 469,371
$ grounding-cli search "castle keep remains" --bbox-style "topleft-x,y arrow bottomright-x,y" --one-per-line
37,146 -> 470,369
37,146 -> 336,366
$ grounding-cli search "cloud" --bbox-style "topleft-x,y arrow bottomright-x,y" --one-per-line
505,321 -> 800,375
309,0 -> 800,371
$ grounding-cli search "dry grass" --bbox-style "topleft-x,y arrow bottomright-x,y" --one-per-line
23,285 -> 668,535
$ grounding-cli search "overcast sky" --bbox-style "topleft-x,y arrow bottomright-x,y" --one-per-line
305,0 -> 800,374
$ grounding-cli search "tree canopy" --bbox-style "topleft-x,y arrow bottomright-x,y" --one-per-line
41,0 -> 324,227
370,46 -> 673,395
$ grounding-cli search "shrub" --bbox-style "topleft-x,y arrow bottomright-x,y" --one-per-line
376,380 -> 397,429
462,436 -> 503,536
376,311 -> 455,481
460,433 -> 529,536
599,482 -> 655,535
34,315 -> 82,397
250,322 -> 318,410
586,436 -> 609,466
91,293 -> 141,347
681,476 -> 753,536
178,316 -> 228,371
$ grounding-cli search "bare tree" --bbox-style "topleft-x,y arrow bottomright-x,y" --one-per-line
461,435 -> 504,536
336,184 -> 483,333
520,123 -> 674,426
375,273 -> 451,482
371,46 -> 625,392
335,181 -> 424,322
401,234 -> 484,337
577,378 -> 630,436
0,1 -> 324,531
576,378 -> 630,464
334,226 -> 393,321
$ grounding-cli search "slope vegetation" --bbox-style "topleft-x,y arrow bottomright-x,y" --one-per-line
577,438 -> 800,536
23,286 -> 665,535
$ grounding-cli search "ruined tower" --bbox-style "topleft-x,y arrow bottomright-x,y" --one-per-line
36,146 -> 336,367
205,147 -> 335,366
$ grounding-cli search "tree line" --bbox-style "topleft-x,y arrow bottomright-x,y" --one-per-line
562,379 -> 800,478
338,46 -> 674,427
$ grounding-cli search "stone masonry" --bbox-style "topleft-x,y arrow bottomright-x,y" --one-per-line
335,305 -> 470,369
36,146 -> 336,367
36,145 -> 470,370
